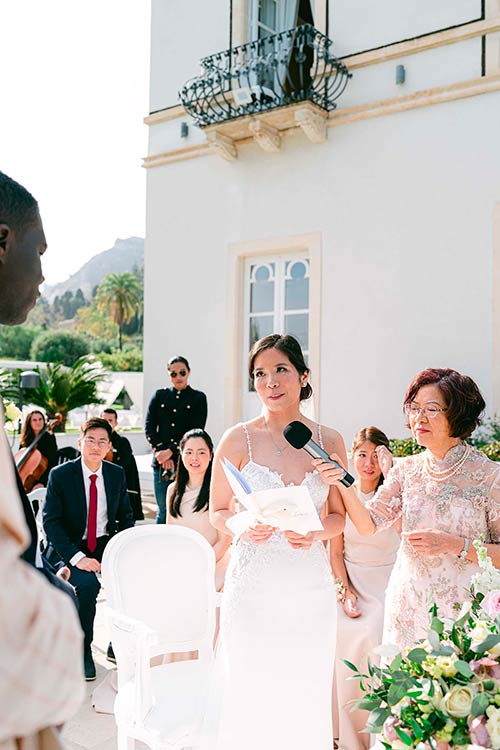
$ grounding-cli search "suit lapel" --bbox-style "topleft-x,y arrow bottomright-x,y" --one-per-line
102,461 -> 115,530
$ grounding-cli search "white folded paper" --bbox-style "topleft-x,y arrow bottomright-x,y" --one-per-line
221,458 -> 324,538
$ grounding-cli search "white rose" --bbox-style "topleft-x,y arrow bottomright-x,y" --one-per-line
486,705 -> 500,750
443,685 -> 475,718
470,620 -> 491,648
488,641 -> 500,658
4,402 -> 21,424
436,654 -> 458,677
391,742 -> 408,750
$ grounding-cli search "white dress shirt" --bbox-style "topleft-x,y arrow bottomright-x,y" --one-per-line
69,460 -> 108,566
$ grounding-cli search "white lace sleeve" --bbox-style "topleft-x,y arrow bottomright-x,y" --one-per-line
486,467 -> 500,543
365,460 -> 403,530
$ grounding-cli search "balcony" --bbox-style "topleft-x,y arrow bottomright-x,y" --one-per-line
179,24 -> 351,159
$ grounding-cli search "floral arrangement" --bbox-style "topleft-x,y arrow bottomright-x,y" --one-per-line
2,400 -> 22,429
348,541 -> 500,749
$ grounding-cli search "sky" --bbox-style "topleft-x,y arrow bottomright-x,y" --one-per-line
1,0 -> 151,286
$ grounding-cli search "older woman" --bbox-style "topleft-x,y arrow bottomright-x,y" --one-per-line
316,368 -> 500,651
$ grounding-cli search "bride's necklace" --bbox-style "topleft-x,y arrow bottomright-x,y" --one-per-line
423,442 -> 470,482
264,422 -> 288,457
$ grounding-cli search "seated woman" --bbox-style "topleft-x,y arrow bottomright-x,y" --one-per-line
19,409 -> 58,488
331,426 -> 400,750
167,428 -> 230,592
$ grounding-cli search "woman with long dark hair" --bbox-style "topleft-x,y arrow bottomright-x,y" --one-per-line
332,426 -> 400,750
167,428 -> 230,591
20,409 -> 58,487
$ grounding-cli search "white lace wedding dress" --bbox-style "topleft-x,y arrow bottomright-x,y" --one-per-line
200,424 -> 336,750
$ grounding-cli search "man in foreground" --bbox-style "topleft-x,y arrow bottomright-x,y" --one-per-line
0,170 -> 84,748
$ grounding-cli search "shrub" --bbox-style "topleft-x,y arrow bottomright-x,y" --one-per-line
31,330 -> 90,367
0,325 -> 42,360
389,438 -> 424,457
98,344 -> 143,372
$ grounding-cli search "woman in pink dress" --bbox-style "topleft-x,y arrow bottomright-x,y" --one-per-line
316,368 -> 500,651
331,427 -> 400,750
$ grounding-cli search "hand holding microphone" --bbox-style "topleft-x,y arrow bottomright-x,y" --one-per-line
283,421 -> 355,488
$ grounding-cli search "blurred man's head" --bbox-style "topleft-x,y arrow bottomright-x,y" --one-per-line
0,171 -> 47,325
101,408 -> 118,432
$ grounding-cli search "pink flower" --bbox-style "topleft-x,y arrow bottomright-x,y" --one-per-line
468,715 -> 490,748
382,716 -> 399,743
482,590 -> 500,618
469,656 -> 500,679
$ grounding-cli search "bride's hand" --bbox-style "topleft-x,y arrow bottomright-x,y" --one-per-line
312,454 -> 346,486
242,523 -> 276,544
284,530 -> 316,549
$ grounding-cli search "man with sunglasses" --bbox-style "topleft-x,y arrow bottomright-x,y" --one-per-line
145,355 -> 207,523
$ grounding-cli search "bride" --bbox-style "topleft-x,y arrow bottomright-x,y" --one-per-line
207,334 -> 346,750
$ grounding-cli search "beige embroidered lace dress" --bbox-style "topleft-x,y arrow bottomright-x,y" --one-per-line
365,443 -> 500,650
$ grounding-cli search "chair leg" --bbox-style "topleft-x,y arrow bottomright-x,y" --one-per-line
117,729 -> 135,750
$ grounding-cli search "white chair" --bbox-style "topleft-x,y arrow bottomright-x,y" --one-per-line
101,525 -> 217,750
27,487 -> 47,545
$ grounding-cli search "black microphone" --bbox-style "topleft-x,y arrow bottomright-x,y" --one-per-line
283,421 -> 355,488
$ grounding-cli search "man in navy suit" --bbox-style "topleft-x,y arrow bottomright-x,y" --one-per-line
43,417 -> 134,680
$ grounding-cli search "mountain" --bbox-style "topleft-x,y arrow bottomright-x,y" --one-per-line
43,237 -> 144,302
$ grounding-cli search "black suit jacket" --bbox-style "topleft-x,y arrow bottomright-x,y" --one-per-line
145,385 -> 208,467
43,457 -> 134,564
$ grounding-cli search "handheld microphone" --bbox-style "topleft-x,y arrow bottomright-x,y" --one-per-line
283,421 -> 355,488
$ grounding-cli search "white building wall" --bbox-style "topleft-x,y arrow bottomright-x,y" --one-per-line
144,90 -> 500,444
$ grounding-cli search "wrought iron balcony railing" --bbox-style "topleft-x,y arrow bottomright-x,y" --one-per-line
179,24 -> 351,128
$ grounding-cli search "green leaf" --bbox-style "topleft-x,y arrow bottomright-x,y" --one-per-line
428,629 -> 441,651
394,727 -> 414,746
390,653 -> 403,672
343,660 -> 359,673
455,659 -> 473,678
407,647 -> 428,664
388,682 -> 409,706
365,706 -> 390,733
431,616 -> 444,635
357,696 -> 382,711
409,717 -> 424,740
471,692 -> 490,718
471,633 -> 500,653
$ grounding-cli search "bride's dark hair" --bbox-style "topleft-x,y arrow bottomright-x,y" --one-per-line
169,429 -> 214,518
248,334 -> 312,401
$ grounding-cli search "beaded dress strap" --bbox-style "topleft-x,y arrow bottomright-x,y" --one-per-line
318,423 -> 324,450
242,423 -> 253,461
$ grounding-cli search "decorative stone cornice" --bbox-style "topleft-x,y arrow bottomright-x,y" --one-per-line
294,107 -> 328,143
248,119 -> 282,152
206,131 -> 238,161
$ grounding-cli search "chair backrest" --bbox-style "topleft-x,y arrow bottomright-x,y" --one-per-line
27,487 -> 47,543
56,446 -> 80,465
101,525 -> 216,658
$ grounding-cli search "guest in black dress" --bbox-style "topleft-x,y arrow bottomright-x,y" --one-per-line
20,409 -> 58,487
145,355 -> 207,523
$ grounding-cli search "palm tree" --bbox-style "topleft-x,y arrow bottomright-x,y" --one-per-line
25,356 -> 106,431
96,272 -> 143,350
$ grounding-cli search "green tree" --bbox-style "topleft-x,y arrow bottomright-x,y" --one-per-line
31,330 -> 90,367
25,356 -> 106,431
0,325 -> 42,360
96,272 -> 143,350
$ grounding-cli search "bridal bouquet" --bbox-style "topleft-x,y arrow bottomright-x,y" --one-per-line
348,541 -> 500,750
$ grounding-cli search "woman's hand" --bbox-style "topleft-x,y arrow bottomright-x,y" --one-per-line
343,590 -> 361,618
404,528 -> 457,556
312,454 -> 346,486
241,523 -> 276,545
284,530 -> 316,549
374,445 -> 393,478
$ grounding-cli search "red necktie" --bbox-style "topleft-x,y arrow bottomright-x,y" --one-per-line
87,474 -> 98,553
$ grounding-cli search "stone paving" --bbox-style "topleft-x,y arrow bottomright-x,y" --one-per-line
62,494 -> 157,750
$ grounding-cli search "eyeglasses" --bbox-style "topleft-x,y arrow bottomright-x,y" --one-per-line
83,437 -> 110,448
169,370 -> 187,378
404,403 -> 447,419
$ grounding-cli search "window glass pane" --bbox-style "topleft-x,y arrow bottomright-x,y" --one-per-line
249,315 -> 274,348
259,0 -> 277,30
284,312 -> 309,350
250,263 -> 275,313
285,260 -> 309,310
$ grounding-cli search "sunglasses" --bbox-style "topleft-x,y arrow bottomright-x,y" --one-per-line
169,369 -> 187,378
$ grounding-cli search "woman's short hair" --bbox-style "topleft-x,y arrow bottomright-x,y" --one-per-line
167,355 -> 190,371
403,368 -> 485,439
248,334 -> 312,401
